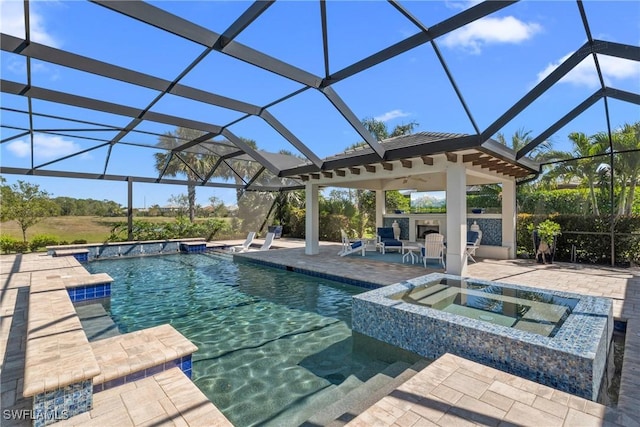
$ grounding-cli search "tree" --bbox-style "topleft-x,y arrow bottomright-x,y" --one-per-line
168,194 -> 190,217
1,181 -> 59,242
385,190 -> 410,212
208,196 -> 230,217
549,132 -> 607,216
154,127 -> 217,222
361,117 -> 389,141
495,128 -> 563,162
390,121 -> 419,138
594,122 -> 640,215
339,118 -> 419,236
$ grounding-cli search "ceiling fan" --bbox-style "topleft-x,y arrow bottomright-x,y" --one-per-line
393,176 -> 429,184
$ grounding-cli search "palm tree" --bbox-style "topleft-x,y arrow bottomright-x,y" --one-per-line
495,128 -> 562,162
554,132 -> 607,216
154,127 -> 217,222
614,123 -> 640,215
595,122 -> 640,215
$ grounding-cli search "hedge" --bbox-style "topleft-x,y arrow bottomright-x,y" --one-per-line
518,214 -> 640,266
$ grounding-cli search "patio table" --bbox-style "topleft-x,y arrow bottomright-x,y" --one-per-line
402,244 -> 421,264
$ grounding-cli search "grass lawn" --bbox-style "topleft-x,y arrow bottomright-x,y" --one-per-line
1,216 -> 186,244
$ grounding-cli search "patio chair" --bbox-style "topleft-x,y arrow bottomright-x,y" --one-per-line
377,227 -> 404,254
466,229 -> 482,263
230,231 -> 256,252
258,232 -> 275,251
338,229 -> 365,257
420,233 -> 445,269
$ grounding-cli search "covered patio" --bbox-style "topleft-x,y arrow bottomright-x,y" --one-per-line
298,133 -> 538,275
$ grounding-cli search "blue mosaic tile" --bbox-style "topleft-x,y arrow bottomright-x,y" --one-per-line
67,283 -> 111,303
467,218 -> 501,246
72,252 -> 88,262
353,272 -> 613,401
383,218 -> 410,240
32,380 -> 92,427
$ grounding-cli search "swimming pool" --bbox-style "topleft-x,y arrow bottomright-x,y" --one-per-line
84,253 -> 405,426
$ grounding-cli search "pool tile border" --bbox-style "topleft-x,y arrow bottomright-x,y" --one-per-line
93,355 -> 193,393
236,256 -> 384,290
67,283 -> 111,303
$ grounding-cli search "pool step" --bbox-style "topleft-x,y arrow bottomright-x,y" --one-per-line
302,359 -> 430,427
260,374 -> 365,427
75,303 -> 121,341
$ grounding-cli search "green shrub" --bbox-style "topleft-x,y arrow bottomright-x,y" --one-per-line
0,235 -> 18,254
12,241 -> 29,253
71,239 -> 87,244
29,234 -> 59,252
518,214 -> 640,266
106,218 -> 232,242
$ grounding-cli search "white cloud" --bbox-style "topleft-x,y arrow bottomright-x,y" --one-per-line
0,0 -> 60,47
5,57 -> 60,80
7,135 -> 81,161
535,53 -> 640,89
445,0 -> 482,11
374,109 -> 411,122
442,16 -> 541,54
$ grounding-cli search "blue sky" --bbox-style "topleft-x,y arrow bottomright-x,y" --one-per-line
1,0 -> 639,208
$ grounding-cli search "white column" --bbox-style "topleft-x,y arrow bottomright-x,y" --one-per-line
446,161 -> 467,275
375,190 -> 385,229
305,182 -> 319,255
501,179 -> 517,258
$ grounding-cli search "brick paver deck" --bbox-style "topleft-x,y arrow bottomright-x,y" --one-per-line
2,244 -> 639,426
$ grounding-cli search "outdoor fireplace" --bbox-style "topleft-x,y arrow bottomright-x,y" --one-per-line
416,221 -> 440,239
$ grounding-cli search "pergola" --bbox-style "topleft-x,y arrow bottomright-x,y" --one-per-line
298,132 -> 539,274
1,1 -> 638,271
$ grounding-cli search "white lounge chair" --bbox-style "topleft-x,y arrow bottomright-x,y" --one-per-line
420,233 -> 445,269
338,229 -> 365,257
257,232 -> 275,251
231,231 -> 256,252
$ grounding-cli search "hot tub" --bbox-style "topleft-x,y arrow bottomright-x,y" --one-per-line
352,273 -> 613,400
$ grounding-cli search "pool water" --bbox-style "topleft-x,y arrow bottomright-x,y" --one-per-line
390,278 -> 579,337
84,253 -> 397,426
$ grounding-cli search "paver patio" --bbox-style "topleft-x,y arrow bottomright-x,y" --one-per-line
1,242 -> 639,426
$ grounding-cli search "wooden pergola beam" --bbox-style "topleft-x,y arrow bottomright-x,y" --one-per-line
462,152 -> 483,162
421,156 -> 434,165
471,156 -> 493,166
400,159 -> 412,168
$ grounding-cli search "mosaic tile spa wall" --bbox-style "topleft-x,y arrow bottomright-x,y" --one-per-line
352,273 -> 613,401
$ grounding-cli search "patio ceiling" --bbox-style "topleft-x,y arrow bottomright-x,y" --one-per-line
0,1 -> 638,193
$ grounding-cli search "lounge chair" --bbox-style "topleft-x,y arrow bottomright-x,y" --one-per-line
338,229 -> 365,257
257,232 -> 275,251
466,229 -> 482,263
230,231 -> 256,252
420,233 -> 445,269
377,227 -> 403,254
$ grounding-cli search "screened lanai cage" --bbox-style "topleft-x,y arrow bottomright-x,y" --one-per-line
0,1 -> 638,262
